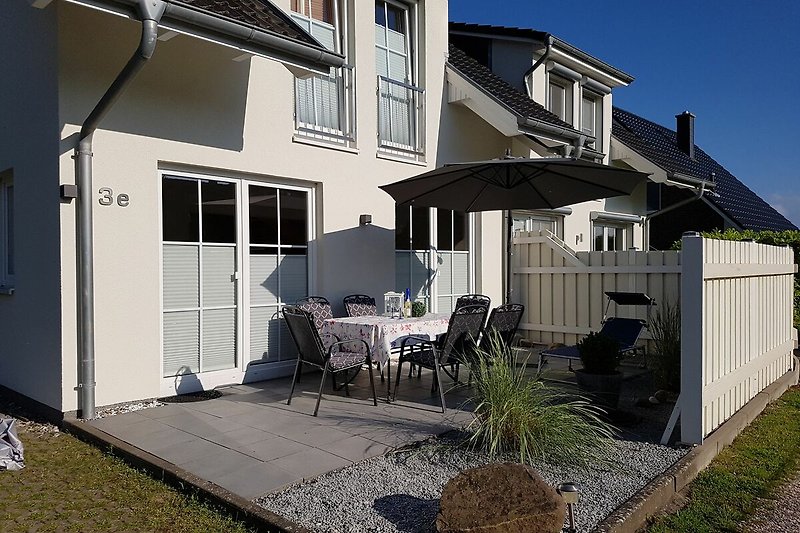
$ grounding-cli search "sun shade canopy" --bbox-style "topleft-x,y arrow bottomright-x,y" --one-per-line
380,157 -> 649,212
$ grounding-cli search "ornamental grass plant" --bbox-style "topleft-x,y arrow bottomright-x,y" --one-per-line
464,333 -> 616,467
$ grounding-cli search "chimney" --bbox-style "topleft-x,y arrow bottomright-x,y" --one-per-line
675,111 -> 695,159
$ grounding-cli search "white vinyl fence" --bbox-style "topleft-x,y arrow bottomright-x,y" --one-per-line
512,231 -> 681,346
514,230 -> 797,445
680,233 -> 797,443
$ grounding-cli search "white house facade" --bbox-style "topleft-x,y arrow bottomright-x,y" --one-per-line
1,1 -> 654,415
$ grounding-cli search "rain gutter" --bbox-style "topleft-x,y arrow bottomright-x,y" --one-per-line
74,0 -> 165,419
69,0 -> 345,73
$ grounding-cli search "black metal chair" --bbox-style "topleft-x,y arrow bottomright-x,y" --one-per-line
466,304 -> 525,383
343,294 -> 377,317
283,306 -> 377,417
454,294 -> 491,313
415,294 -> 491,379
393,304 -> 487,412
479,303 -> 525,354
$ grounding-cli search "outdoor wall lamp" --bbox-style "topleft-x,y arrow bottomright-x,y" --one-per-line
557,482 -> 581,533
359,214 -> 372,226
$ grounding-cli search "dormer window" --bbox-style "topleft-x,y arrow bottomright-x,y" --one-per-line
581,89 -> 603,151
548,75 -> 572,123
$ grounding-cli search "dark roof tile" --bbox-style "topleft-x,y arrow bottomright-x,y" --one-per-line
612,107 -> 796,231
447,45 -> 577,134
177,0 -> 321,46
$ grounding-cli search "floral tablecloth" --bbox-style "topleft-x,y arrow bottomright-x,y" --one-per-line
321,314 -> 450,366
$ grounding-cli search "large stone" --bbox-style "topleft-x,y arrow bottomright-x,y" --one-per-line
436,462 -> 565,533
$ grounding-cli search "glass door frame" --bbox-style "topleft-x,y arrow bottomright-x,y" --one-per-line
158,169 -> 316,396
395,205 -> 476,314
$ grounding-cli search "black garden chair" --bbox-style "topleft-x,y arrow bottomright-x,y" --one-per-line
295,296 -> 333,332
283,306 -> 377,417
343,294 -> 377,317
393,304 -> 487,412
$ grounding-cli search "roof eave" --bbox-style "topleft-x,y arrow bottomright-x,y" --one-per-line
551,37 -> 634,85
446,62 -> 586,145
66,0 -> 345,74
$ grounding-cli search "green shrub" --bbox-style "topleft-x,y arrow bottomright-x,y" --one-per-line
411,301 -> 427,317
648,300 -> 681,392
465,333 -> 615,466
577,331 -> 623,374
673,229 -> 800,328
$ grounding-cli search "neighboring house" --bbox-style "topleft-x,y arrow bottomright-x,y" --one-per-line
611,107 -> 798,249
447,23 -> 648,253
2,0 -> 496,415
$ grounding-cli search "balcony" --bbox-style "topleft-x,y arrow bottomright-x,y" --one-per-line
295,64 -> 356,145
377,76 -> 425,157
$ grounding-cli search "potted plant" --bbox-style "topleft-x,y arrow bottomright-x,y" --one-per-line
575,331 -> 624,409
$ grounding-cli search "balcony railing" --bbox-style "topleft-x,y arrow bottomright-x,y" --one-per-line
378,76 -> 425,156
295,64 -> 356,144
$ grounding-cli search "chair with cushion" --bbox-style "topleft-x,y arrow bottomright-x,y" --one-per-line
295,296 -> 333,332
283,306 -> 377,416
343,294 -> 377,318
393,304 -> 488,412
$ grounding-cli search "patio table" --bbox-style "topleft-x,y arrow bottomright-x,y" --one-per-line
321,313 -> 450,400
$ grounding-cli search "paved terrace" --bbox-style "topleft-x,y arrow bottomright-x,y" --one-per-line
89,370 -> 474,500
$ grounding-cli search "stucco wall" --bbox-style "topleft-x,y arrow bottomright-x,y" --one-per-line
0,2 -> 63,411
56,1 -> 452,410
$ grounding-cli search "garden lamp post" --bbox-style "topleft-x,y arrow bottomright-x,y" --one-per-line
557,482 -> 581,533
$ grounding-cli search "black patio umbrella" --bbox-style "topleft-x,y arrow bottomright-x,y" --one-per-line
379,157 -> 649,302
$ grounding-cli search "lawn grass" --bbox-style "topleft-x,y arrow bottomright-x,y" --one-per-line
648,386 -> 800,532
0,415 -> 257,532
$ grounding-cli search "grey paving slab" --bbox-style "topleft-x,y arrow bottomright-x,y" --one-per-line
135,404 -> 192,419
276,424 -> 357,447
180,448 -> 265,481
213,461 -> 298,500
320,435 -> 393,462
270,447 -> 352,481
154,437 -> 229,466
236,436 -> 312,462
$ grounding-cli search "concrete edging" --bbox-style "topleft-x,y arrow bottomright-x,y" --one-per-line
61,416 -> 311,533
594,357 -> 800,533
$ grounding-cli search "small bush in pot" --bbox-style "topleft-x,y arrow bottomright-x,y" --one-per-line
575,332 -> 623,408
577,331 -> 623,374
411,301 -> 427,317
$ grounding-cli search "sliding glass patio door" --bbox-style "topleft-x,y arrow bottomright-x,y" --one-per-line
161,176 -> 239,378
161,173 -> 313,389
395,205 -> 473,313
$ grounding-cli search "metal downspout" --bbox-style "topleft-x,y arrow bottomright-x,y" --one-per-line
524,35 -> 553,99
74,1 -> 164,419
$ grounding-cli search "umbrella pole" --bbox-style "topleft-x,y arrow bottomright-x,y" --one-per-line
506,210 -> 513,304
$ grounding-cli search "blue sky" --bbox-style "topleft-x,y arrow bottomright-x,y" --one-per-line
449,0 -> 800,227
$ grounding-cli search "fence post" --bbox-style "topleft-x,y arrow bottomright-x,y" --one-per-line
681,232 -> 705,444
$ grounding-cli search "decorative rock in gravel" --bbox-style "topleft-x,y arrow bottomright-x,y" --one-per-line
436,462 -> 565,533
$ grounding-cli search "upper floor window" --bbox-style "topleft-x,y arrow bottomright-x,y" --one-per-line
375,0 -> 425,157
581,90 -> 603,151
548,75 -> 572,124
290,0 -> 355,145
0,170 -> 14,289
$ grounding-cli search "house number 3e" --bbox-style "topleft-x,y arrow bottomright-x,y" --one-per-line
98,187 -> 130,207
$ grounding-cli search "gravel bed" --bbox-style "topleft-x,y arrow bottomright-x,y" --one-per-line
94,400 -> 164,419
257,436 -> 688,533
